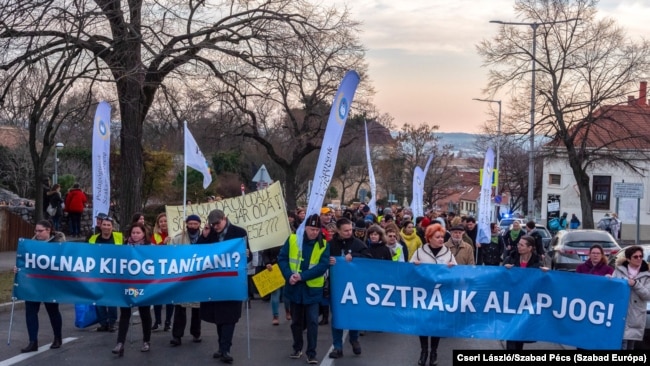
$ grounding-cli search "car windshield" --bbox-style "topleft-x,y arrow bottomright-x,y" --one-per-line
565,240 -> 616,248
536,229 -> 550,238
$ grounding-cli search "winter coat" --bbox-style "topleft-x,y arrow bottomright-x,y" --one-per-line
575,260 -> 614,276
410,244 -> 457,265
278,233 -> 329,305
444,239 -> 475,265
613,258 -> 650,340
503,229 -> 524,257
33,231 -> 66,243
400,228 -> 422,261
196,222 -> 251,325
480,234 -> 505,265
47,191 -> 64,217
502,251 -> 542,269
367,241 -> 392,261
328,234 -> 370,259
64,188 -> 87,214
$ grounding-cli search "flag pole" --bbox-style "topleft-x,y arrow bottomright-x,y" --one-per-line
183,121 -> 188,220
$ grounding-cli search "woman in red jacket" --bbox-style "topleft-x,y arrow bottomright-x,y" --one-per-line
64,183 -> 87,237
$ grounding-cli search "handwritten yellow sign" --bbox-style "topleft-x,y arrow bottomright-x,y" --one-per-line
252,264 -> 286,298
166,181 -> 291,252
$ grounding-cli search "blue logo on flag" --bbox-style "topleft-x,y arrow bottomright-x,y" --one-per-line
338,98 -> 348,120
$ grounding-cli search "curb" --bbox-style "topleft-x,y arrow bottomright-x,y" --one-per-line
0,300 -> 24,313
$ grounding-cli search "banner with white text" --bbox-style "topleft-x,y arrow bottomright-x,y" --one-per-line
14,238 -> 247,307
330,259 -> 629,349
166,181 -> 291,252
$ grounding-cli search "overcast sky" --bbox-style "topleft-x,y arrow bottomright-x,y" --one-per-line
333,0 -> 650,132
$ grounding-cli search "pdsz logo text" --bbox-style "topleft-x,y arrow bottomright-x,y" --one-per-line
125,288 -> 144,297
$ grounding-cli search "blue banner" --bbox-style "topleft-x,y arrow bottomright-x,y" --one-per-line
330,258 -> 630,349
14,238 -> 248,306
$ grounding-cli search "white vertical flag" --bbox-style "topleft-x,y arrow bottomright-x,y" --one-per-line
296,70 -> 361,254
364,120 -> 377,215
411,154 -> 433,218
477,148 -> 495,245
184,121 -> 212,189
92,101 -> 111,219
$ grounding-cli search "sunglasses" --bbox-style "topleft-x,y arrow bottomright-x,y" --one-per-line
631,255 -> 643,259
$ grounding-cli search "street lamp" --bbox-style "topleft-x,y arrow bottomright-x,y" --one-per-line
53,142 -> 64,184
473,98 -> 501,220
489,18 -> 579,221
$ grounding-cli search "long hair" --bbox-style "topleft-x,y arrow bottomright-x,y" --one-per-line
153,212 -> 167,234
127,222 -> 151,244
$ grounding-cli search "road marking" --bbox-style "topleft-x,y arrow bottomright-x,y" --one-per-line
319,330 -> 347,366
0,337 -> 77,366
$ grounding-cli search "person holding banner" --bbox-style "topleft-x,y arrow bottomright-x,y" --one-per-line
278,214 -> 330,364
365,225 -> 392,261
88,216 -> 122,332
151,213 -> 174,332
445,225 -> 475,265
612,245 -> 650,350
327,217 -> 371,358
18,220 -> 65,353
410,223 -> 456,366
502,235 -> 547,350
198,209 -> 251,364
112,222 -> 153,356
169,215 -> 203,346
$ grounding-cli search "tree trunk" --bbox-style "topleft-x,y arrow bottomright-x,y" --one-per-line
116,76 -> 145,228
283,167 -> 298,210
568,155 -> 595,229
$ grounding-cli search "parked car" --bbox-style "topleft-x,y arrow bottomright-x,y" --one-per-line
498,217 -> 526,235
549,229 -> 621,271
608,245 -> 650,334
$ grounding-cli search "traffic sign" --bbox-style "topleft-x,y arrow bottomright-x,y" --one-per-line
494,195 -> 502,204
613,182 -> 644,199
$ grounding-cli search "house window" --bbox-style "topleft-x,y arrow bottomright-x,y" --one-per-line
549,174 -> 561,185
592,175 -> 611,210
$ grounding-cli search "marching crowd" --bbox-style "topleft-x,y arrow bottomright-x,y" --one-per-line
19,200 -> 650,365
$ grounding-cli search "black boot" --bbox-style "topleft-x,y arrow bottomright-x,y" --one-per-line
319,306 -> 329,325
429,351 -> 438,366
21,341 -> 38,353
417,350 -> 427,366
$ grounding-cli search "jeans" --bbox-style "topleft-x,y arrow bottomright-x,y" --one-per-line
153,304 -> 174,326
69,212 -> 82,236
172,305 -> 201,339
331,326 -> 359,350
290,302 -> 319,358
216,323 -> 235,353
96,306 -> 117,326
270,287 -> 290,316
25,301 -> 62,342
621,339 -> 636,350
117,306 -> 152,343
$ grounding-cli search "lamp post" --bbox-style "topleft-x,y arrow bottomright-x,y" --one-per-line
489,18 -> 578,221
473,98 -> 501,220
53,142 -> 64,184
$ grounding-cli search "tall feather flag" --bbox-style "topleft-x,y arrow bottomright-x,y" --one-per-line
364,120 -> 377,215
295,70 -> 361,258
411,154 -> 433,218
477,147 -> 495,246
183,121 -> 212,217
92,101 -> 111,219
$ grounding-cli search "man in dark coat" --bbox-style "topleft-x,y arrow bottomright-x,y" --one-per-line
197,209 -> 251,364
327,217 -> 370,358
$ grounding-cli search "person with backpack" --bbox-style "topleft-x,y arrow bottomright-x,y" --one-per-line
569,214 -> 581,229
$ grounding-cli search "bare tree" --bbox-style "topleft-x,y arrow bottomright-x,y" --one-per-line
0,0 -> 366,223
477,0 -> 650,228
0,46 -> 94,220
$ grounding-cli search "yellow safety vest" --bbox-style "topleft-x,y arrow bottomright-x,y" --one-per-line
153,232 -> 165,245
89,232 -> 123,245
288,234 -> 326,288
391,246 -> 403,262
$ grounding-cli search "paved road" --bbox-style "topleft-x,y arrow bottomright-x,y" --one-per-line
0,297 -> 572,366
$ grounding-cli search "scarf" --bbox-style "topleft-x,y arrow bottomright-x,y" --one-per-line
491,234 -> 498,244
509,229 -> 521,241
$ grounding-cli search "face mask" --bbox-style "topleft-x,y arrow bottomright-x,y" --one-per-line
187,227 -> 200,235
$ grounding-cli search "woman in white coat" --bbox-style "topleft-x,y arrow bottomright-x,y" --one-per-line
612,245 -> 650,350
410,223 -> 456,366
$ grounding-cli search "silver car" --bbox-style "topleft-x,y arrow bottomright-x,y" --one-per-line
549,229 -> 621,271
